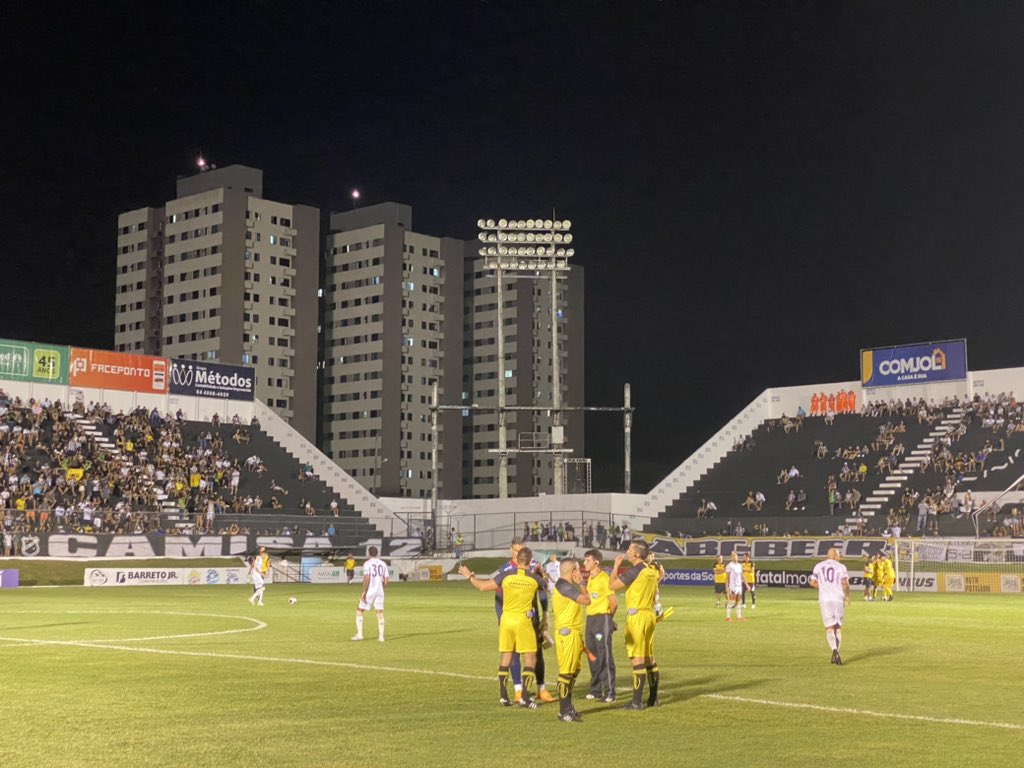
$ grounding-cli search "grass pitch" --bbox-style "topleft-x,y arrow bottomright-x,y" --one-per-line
0,581 -> 1020,768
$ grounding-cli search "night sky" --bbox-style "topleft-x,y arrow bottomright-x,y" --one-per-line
7,2 -> 1024,493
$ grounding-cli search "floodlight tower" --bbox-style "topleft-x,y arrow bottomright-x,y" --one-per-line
476,217 -> 574,496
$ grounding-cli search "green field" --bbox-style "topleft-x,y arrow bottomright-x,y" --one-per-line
0,581 -> 1020,768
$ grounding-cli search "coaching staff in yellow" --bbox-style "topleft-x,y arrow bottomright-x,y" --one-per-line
582,549 -> 618,703
610,540 -> 661,710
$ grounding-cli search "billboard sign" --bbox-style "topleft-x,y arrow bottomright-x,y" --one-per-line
860,339 -> 968,388
0,339 -> 69,384
170,359 -> 255,401
69,348 -> 169,393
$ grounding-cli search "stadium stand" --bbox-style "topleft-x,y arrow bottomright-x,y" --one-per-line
0,390 -> 381,547
641,396 -> 1017,537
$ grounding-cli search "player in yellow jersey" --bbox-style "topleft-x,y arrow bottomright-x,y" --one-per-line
863,555 -> 875,601
551,557 -> 591,722
741,553 -> 757,609
610,540 -> 661,710
713,555 -> 727,608
879,553 -> 896,601
871,553 -> 885,601
460,547 -> 545,709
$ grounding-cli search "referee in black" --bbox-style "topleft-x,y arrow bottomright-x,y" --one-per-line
582,549 -> 618,702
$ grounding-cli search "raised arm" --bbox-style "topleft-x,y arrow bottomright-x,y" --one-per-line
608,554 -> 627,591
458,564 -> 499,592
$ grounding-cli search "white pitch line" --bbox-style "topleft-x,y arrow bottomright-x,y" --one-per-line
0,610 -> 266,644
4,628 -> 1021,732
0,637 -> 494,681
704,694 -> 1024,731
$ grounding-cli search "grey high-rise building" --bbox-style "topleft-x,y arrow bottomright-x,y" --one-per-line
114,165 -> 319,439
117,174 -> 585,499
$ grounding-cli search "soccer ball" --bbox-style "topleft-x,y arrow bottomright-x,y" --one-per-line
288,597 -> 297,604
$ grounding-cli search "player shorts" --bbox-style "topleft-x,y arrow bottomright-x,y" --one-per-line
359,592 -> 384,611
624,609 -> 655,659
499,613 -> 538,654
252,572 -> 265,589
863,578 -> 873,588
819,600 -> 845,628
743,582 -> 755,591
555,627 -> 584,676
714,584 -> 726,594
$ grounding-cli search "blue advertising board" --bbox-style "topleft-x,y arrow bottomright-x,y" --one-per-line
860,339 -> 968,388
661,569 -> 715,586
170,359 -> 255,401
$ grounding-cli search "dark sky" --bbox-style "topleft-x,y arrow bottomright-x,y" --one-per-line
6,2 -> 1024,493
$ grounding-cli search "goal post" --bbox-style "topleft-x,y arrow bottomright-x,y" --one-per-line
894,538 -> 1024,594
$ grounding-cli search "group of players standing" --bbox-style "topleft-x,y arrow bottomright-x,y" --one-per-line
862,552 -> 896,601
458,537 -> 665,722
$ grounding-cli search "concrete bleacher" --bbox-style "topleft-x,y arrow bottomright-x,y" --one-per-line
0,396 -> 384,549
643,404 -> 975,536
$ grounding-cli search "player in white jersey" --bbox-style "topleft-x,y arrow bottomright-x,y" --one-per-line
724,552 -> 745,622
809,548 -> 850,665
353,546 -> 389,642
247,546 -> 269,606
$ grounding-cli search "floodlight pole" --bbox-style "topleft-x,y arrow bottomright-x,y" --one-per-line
551,253 -> 564,495
624,383 -> 632,494
496,266 -> 509,498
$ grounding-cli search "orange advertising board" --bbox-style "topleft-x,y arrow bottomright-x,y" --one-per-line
69,348 -> 169,393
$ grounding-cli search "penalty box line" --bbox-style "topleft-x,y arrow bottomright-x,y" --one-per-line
705,694 -> 1024,732
9,638 -> 1022,732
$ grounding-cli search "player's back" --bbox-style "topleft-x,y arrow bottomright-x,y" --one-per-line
495,567 -> 542,617
364,557 -> 388,593
812,559 -> 848,602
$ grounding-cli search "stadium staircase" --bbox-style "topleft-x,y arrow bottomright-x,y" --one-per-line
856,407 -> 966,520
641,412 -> 945,536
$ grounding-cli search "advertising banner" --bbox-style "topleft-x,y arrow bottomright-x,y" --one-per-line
860,339 -> 968,388
170,359 -> 255,401
15,533 -> 420,559
0,338 -> 69,384
643,534 -> 887,560
70,347 -> 169,393
661,569 -> 715,586
85,566 -> 253,587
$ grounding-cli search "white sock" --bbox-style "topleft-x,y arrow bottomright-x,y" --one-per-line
827,631 -> 838,650
355,614 -> 364,637
514,684 -> 523,693
377,615 -> 385,639
834,629 -> 842,650
735,605 -> 743,619
726,604 -> 732,618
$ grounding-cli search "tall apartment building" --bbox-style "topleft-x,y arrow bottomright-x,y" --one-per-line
114,165 -> 319,439
116,171 -> 586,499
321,203 -> 464,499
462,243 -> 585,497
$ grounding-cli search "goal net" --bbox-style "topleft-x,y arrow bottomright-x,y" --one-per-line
894,538 -> 1024,594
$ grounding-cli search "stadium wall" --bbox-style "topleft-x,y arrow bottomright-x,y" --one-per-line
379,493 -> 644,549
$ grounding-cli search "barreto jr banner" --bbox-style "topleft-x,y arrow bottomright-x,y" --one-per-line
170,359 -> 255,401
0,338 -> 69,385
69,348 -> 169,393
860,339 -> 968,388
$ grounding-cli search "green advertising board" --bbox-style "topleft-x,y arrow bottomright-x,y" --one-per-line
0,339 -> 69,384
